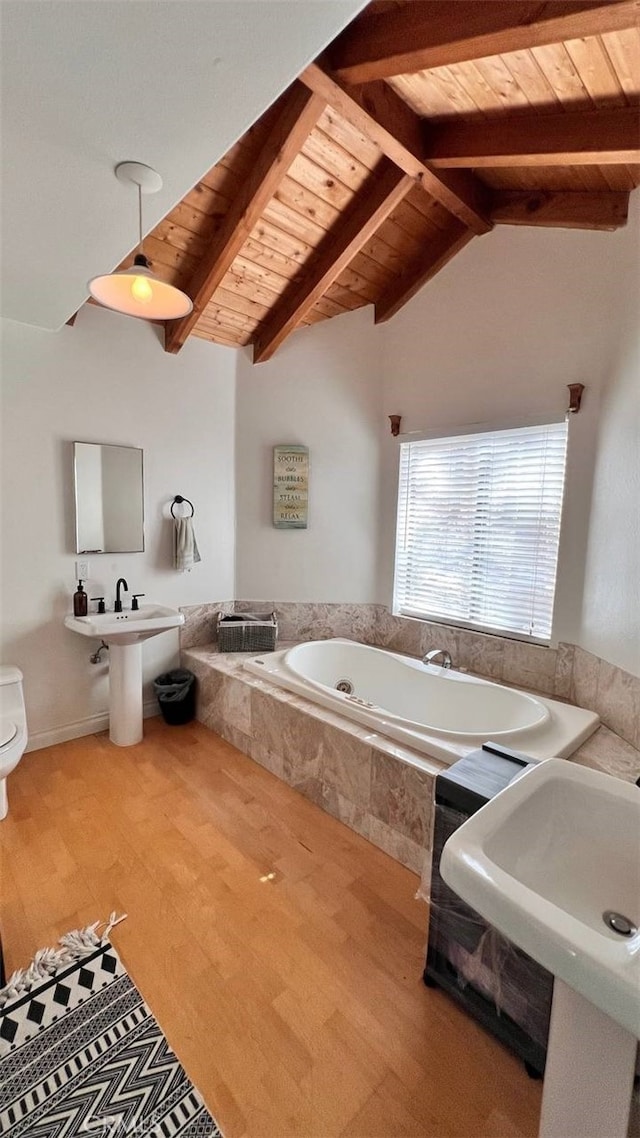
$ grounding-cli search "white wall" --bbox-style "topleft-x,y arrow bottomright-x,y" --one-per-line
579,208 -> 640,674
0,305 -> 236,745
235,308 -> 384,602
376,197 -> 640,669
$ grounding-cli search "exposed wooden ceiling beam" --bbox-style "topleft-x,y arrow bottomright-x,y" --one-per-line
426,107 -> 640,168
374,221 -> 476,323
253,162 -> 415,363
330,1 -> 640,84
300,63 -> 492,234
164,82 -> 325,355
491,189 -> 630,230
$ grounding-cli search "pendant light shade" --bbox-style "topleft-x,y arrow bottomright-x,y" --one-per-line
88,163 -> 193,321
89,254 -> 193,319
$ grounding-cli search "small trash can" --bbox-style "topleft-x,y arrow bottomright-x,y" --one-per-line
153,668 -> 196,726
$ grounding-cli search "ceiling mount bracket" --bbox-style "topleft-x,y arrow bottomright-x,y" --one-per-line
115,162 -> 163,195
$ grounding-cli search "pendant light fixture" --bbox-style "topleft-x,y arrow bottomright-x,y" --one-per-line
88,162 -> 193,320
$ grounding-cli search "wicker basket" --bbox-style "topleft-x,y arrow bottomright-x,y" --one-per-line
217,611 -> 278,653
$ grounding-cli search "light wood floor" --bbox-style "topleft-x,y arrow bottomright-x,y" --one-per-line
1,718 -> 541,1137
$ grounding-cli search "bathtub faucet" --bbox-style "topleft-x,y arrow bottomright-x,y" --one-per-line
423,648 -> 453,669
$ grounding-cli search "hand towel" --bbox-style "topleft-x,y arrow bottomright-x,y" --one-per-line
173,516 -> 201,572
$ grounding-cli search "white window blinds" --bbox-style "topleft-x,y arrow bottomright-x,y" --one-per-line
394,421 -> 568,641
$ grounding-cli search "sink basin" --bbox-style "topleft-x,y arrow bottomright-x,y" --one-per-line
65,604 -> 184,645
65,604 -> 185,746
441,758 -> 640,1037
441,759 -> 640,1137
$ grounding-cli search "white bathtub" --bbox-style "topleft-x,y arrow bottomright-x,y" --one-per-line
244,638 -> 599,765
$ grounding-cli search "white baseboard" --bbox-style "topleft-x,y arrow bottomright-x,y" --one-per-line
26,700 -> 159,752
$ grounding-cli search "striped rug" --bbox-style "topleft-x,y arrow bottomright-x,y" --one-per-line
0,918 -> 221,1137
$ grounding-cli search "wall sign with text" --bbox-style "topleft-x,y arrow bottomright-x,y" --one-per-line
273,445 -> 309,529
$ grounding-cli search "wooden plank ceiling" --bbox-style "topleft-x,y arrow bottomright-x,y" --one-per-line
112,0 -> 640,362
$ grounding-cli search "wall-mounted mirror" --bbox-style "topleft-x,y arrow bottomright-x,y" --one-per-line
74,442 -> 144,553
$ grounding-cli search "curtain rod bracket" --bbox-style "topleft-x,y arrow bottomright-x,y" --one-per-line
567,384 -> 584,414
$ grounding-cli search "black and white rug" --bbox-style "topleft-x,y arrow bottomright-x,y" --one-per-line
0,916 -> 222,1137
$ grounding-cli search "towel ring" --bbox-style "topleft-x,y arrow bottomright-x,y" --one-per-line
171,495 -> 194,518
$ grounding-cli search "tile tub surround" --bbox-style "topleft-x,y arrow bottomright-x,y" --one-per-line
179,601 -> 235,649
181,642 -> 640,875
571,646 -> 640,752
180,602 -> 640,749
233,601 -> 381,645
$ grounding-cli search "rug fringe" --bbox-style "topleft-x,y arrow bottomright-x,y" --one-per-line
0,912 -> 127,1008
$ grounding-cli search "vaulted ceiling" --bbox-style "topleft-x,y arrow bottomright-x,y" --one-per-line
109,0 -> 640,362
2,0 -> 365,331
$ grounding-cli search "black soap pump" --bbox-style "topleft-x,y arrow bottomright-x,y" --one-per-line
73,579 -> 88,617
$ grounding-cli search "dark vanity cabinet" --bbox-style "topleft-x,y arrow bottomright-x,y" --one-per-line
424,745 -> 554,1077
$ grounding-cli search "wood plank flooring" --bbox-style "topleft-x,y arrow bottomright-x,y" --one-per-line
0,718 -> 541,1137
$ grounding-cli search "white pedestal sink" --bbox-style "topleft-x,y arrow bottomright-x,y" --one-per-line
65,605 -> 185,746
440,760 -> 640,1138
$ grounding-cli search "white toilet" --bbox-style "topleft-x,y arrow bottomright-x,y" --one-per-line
0,665 -> 28,819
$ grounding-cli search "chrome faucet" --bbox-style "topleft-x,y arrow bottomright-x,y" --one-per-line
422,648 -> 452,669
114,577 -> 129,613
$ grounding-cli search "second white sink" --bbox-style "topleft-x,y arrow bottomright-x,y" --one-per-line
441,758 -> 640,1037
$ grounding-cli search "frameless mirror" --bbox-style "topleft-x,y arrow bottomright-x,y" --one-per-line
74,442 -> 144,553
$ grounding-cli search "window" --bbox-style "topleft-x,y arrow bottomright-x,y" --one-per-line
393,421 -> 568,641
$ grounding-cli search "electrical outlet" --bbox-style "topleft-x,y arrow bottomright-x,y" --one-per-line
75,559 -> 90,580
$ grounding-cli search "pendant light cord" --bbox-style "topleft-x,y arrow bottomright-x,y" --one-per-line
137,183 -> 144,256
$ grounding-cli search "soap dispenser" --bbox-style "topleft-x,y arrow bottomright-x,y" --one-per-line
73,580 -> 88,617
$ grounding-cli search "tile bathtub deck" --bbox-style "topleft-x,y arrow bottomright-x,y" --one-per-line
183,642 -> 640,786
